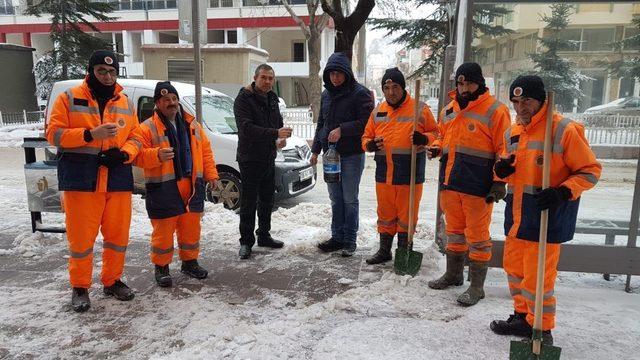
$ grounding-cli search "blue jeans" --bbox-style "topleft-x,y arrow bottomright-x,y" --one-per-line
327,153 -> 365,250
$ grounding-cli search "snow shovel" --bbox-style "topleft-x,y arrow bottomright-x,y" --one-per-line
394,80 -> 423,276
509,92 -> 562,360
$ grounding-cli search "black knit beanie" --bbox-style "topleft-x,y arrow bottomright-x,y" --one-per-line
510,75 -> 546,103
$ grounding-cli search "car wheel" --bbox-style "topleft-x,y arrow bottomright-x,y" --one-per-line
206,172 -> 241,211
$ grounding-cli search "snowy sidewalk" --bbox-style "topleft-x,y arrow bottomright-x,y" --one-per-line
0,147 -> 639,359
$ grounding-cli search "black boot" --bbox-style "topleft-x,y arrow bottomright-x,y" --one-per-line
71,287 -> 90,313
155,264 -> 172,287
428,251 -> 465,290
181,259 -> 208,279
257,235 -> 284,248
490,312 -> 532,337
341,242 -> 357,257
239,245 -> 252,259
396,232 -> 412,250
457,260 -> 488,306
103,280 -> 135,301
366,233 -> 393,265
317,238 -> 343,253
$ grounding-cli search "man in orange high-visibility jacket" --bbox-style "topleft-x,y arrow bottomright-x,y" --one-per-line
135,81 -> 219,288
490,75 -> 601,345
362,68 -> 439,264
427,63 -> 512,307
46,50 -> 143,312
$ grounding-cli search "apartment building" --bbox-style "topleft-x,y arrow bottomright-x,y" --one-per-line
0,0 -> 339,106
474,2 -> 640,112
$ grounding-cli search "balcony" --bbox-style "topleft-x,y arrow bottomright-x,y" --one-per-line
268,62 -> 309,77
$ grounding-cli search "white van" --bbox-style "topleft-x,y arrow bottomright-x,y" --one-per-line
45,79 -> 316,210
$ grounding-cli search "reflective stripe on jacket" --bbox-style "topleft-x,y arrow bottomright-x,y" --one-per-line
502,108 -> 602,243
362,94 -> 439,185
434,90 -> 511,197
135,109 -> 219,219
46,79 -> 142,192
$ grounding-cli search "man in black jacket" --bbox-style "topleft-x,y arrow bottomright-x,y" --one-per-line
234,64 -> 292,259
311,52 -> 375,257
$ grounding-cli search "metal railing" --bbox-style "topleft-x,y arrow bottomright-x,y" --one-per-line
567,113 -> 640,128
0,111 -> 45,127
282,109 -> 316,140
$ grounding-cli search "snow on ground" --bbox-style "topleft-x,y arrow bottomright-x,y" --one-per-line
0,147 -> 638,359
0,123 -> 43,148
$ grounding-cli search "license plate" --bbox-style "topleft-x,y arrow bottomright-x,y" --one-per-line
299,167 -> 313,181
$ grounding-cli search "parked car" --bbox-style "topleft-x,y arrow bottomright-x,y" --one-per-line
44,79 -> 316,211
584,97 -> 640,116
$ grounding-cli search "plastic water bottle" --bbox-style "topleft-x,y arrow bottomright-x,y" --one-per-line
323,143 -> 341,183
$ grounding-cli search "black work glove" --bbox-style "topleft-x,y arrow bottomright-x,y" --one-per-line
427,146 -> 441,159
365,139 -> 379,152
485,181 -> 507,203
494,154 -> 516,179
535,186 -> 572,211
412,131 -> 428,146
98,148 -> 128,169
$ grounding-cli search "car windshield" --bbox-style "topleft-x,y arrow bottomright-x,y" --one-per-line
184,95 -> 237,134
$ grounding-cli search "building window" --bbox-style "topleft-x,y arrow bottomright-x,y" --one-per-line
582,28 -> 615,51
208,29 -> 237,44
293,41 -> 305,62
227,30 -> 238,44
210,0 -> 233,8
0,0 -> 15,14
557,29 -> 581,52
624,27 -> 640,50
167,59 -> 203,82
619,77 -> 636,98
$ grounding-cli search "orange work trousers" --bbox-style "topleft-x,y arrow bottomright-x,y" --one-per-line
440,189 -> 493,262
503,236 -> 561,330
376,183 -> 423,235
150,178 -> 201,266
63,191 -> 132,288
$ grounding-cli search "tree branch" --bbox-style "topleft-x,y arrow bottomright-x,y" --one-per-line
345,0 -> 375,31
320,0 -> 342,22
280,0 -> 310,37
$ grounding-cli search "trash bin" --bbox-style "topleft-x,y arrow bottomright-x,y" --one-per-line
22,137 -> 65,233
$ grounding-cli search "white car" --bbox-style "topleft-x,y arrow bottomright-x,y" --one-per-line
45,79 -> 316,210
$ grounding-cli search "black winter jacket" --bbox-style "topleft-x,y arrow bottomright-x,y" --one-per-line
234,83 -> 284,163
311,52 -> 374,157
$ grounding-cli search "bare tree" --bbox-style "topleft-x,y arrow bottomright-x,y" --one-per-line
280,0 -> 329,123
320,0 -> 375,61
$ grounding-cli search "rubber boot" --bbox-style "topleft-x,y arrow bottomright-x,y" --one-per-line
428,251 -> 465,290
490,312 -> 531,337
103,280 -> 135,301
155,264 -> 172,287
457,260 -> 488,306
181,259 -> 208,279
71,287 -> 90,313
366,233 -> 393,265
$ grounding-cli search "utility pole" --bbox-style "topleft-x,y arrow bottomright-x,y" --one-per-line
192,0 -> 202,124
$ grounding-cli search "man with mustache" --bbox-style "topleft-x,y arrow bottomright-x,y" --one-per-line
135,81 -> 219,287
427,62 -> 511,306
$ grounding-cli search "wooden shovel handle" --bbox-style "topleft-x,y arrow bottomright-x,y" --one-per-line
533,91 -> 554,355
407,80 -> 421,245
